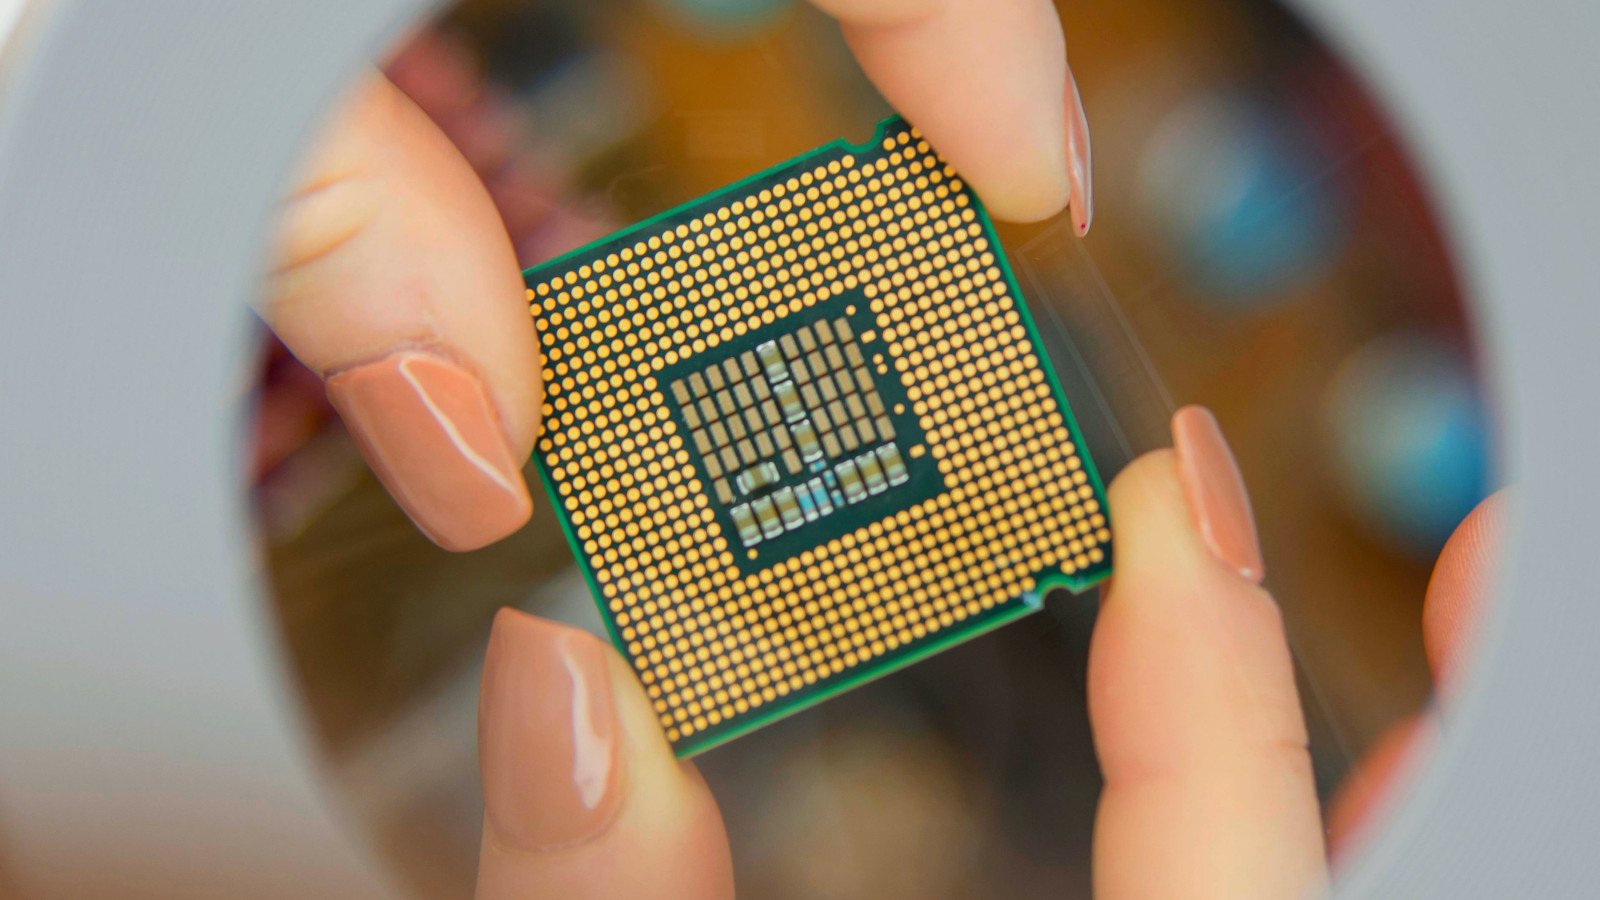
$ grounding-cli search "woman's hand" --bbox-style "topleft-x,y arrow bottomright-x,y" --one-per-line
264,3 -> 1089,894
469,406 -> 1501,898
1090,410 -> 1499,897
264,0 -> 1092,554
263,2 -> 1490,895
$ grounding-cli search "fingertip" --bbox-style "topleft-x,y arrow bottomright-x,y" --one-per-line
1095,426 -> 1296,758
1424,490 -> 1508,687
1100,444 -> 1244,590
883,92 -> 1073,225
1326,712 -> 1437,866
1171,405 -> 1264,583
268,73 -> 544,550
1091,437 -> 1324,897
479,609 -> 620,852
808,0 -> 936,26
1105,445 -> 1180,508
326,349 -> 534,552
475,609 -> 735,899
975,172 -> 1072,225
500,345 -> 545,462
1065,70 -> 1093,236
827,0 -> 1074,224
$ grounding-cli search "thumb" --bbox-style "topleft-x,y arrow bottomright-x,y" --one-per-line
474,609 -> 734,900
262,73 -> 541,551
1089,407 -> 1326,898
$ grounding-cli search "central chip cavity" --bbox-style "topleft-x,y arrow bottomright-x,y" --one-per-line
659,293 -> 940,573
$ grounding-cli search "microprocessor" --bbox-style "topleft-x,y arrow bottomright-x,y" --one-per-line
524,116 -> 1112,756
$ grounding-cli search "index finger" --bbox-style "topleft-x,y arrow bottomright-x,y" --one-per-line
1423,490 -> 1507,691
264,74 -> 542,551
1089,412 -> 1327,898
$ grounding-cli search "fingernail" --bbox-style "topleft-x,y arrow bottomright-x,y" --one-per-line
1172,406 -> 1265,583
325,349 -> 532,551
1065,70 -> 1094,237
479,609 -> 621,851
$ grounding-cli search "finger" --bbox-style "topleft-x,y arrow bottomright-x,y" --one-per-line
475,609 -> 734,900
1326,490 -> 1506,856
1089,407 -> 1326,898
812,0 -> 1093,229
263,73 -> 541,551
1423,490 -> 1507,690
1324,712 -> 1435,863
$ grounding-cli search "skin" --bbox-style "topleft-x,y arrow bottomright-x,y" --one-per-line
263,2 -> 1498,894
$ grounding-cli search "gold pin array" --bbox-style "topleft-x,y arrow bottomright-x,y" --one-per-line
528,126 -> 1108,744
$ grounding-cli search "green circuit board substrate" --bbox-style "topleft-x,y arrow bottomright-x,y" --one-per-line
524,116 -> 1112,756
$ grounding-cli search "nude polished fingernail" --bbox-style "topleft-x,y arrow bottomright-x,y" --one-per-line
325,349 -> 532,551
1171,405 -> 1265,583
1065,70 -> 1094,236
479,609 -> 621,851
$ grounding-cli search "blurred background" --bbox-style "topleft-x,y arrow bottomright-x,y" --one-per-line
249,0 -> 1493,896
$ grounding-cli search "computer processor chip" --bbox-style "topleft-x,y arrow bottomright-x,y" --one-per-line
524,116 -> 1112,756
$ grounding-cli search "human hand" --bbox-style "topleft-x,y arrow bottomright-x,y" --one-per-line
264,0 -> 1092,553
470,406 -> 1500,898
1087,411 -> 1499,896
263,1 -> 1090,889
264,3 -> 1485,896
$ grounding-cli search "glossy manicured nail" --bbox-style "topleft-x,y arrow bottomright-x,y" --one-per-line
1172,406 -> 1264,583
480,609 -> 621,851
1065,69 -> 1093,236
325,349 -> 532,551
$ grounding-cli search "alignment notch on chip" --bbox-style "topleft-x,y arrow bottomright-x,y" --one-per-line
525,116 -> 1112,756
